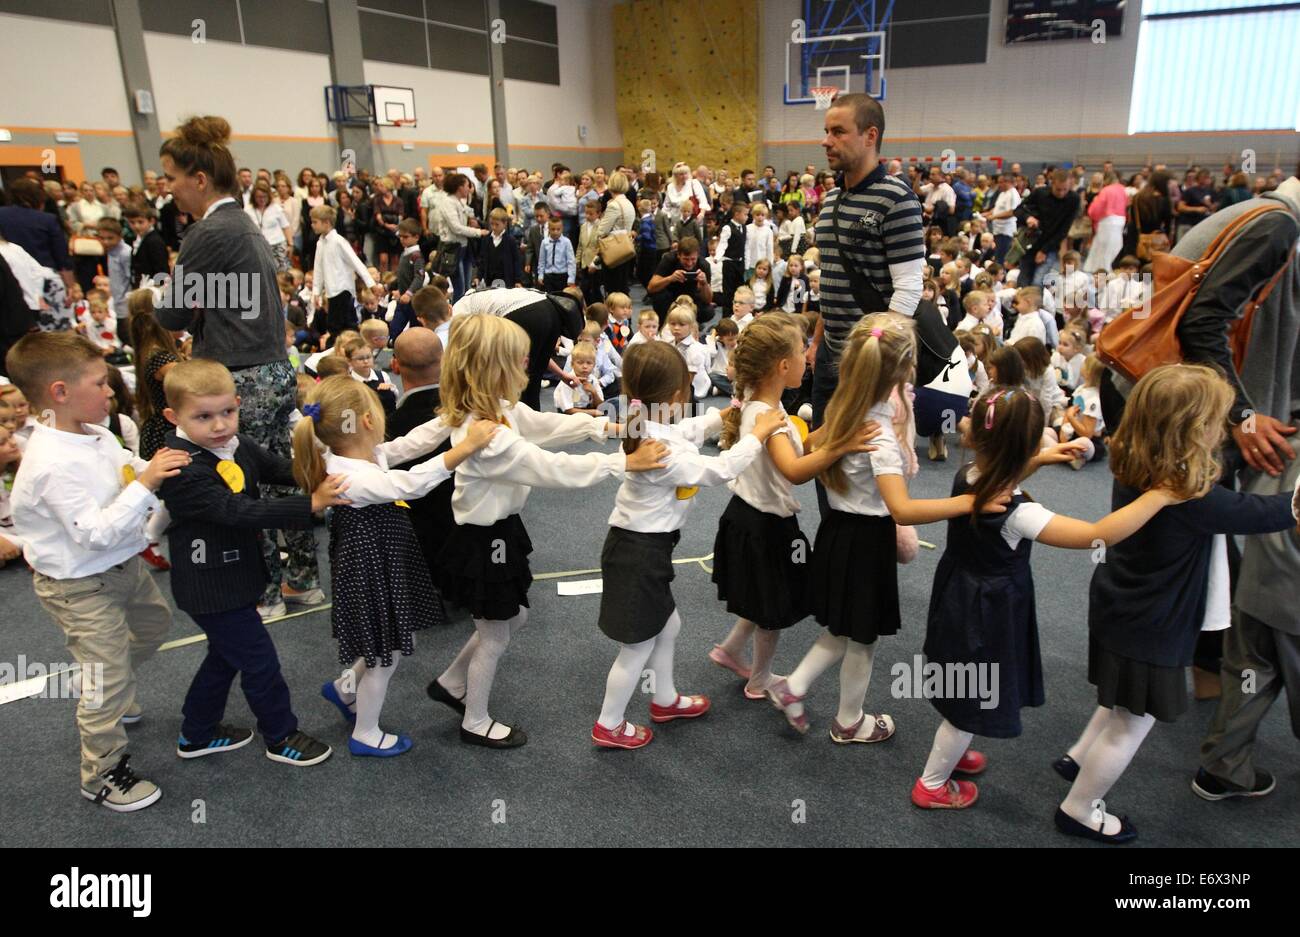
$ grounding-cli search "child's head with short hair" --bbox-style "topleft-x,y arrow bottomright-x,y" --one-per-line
296,373 -> 314,409
411,286 -> 451,327
1115,255 -> 1140,274
732,285 -> 756,316
665,307 -> 696,343
534,203 -> 550,224
1061,250 -> 1082,270
337,334 -> 376,378
731,201 -> 750,220
440,314 -> 530,426
585,301 -> 610,330
962,290 -> 989,317
359,318 -> 389,349
570,341 -> 597,381
490,207 -> 511,233
715,317 -> 740,347
0,397 -> 16,433
309,204 -> 337,233
1110,364 -> 1234,500
1013,286 -> 1042,314
0,423 -> 19,470
292,375 -> 387,491
750,203 -> 768,223
637,308 -> 659,341
580,320 -> 604,346
86,290 -> 111,322
0,383 -> 31,423
397,217 -> 421,243
820,314 -> 916,495
608,294 -> 634,323
718,312 -> 804,449
315,355 -> 350,379
583,201 -> 600,222
5,331 -> 106,421
162,358 -> 240,449
620,341 -> 692,454
546,217 -> 563,239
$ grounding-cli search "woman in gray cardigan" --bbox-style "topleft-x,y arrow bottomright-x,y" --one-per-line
156,115 -> 321,619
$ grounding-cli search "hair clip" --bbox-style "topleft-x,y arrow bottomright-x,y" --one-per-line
729,397 -> 743,409
628,398 -> 642,410
869,327 -> 884,338
302,403 -> 322,422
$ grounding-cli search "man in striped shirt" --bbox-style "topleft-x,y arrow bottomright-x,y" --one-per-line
807,93 -> 926,429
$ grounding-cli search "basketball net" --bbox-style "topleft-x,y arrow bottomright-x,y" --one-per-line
811,87 -> 838,110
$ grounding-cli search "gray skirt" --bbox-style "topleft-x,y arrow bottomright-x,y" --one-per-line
598,526 -> 680,644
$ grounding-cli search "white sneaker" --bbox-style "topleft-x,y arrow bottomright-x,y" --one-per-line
81,755 -> 162,813
120,702 -> 143,726
283,587 -> 326,606
257,601 -> 287,621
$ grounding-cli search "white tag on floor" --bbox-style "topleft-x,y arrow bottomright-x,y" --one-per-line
0,673 -> 52,706
557,578 -> 603,596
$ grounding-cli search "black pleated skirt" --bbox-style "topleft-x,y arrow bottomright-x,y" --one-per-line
808,509 -> 900,644
436,514 -> 533,621
711,495 -> 810,630
1089,637 -> 1188,723
598,526 -> 680,644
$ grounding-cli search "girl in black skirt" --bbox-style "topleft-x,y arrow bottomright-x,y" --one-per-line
427,315 -> 668,750
592,341 -> 784,749
1054,365 -> 1296,844
291,377 -> 499,758
911,387 -> 1178,812
768,314 -> 1006,743
711,314 -> 882,701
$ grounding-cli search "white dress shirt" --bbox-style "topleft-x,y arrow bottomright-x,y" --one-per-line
554,379 -> 602,412
312,228 -> 375,301
673,336 -> 713,399
11,422 -> 157,578
608,410 -> 762,533
826,401 -> 905,516
323,448 -> 452,507
1008,310 -> 1046,344
449,402 -> 625,526
744,222 -> 775,271
246,202 -> 290,246
452,287 -> 547,319
729,401 -> 802,517
990,188 -> 1021,237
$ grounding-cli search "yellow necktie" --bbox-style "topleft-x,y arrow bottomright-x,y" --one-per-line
216,460 -> 245,493
121,465 -> 136,487
675,486 -> 699,500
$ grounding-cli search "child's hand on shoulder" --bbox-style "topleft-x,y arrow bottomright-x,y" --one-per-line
967,488 -> 1014,514
138,447 -> 192,491
831,419 -> 882,456
752,408 -> 787,441
626,440 -> 670,472
310,473 -> 351,512
464,419 -> 502,451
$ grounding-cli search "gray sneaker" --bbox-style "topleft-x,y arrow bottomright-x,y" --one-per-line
81,754 -> 162,813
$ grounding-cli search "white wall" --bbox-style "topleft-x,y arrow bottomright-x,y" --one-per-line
0,13 -> 132,130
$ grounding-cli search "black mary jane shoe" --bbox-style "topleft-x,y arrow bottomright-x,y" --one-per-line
459,721 -> 527,749
1053,754 -> 1080,782
426,680 -> 467,715
1054,806 -> 1137,844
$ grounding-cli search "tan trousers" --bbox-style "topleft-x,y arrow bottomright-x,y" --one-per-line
33,556 -> 172,787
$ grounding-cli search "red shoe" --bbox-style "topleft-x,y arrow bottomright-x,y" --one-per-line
766,677 -> 809,734
953,749 -> 987,775
911,777 -> 979,809
140,544 -> 170,571
591,720 -> 653,749
649,694 -> 710,723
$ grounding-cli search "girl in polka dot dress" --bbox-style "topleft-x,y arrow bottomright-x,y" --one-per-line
291,376 -> 499,758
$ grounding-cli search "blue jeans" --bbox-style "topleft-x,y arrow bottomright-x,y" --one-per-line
390,299 -> 416,337
994,233 -> 1012,264
1019,249 -> 1059,288
181,605 -> 296,745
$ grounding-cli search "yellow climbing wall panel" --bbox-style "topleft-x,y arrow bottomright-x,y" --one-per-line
612,0 -> 759,176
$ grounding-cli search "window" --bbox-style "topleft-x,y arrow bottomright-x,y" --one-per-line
1128,0 -> 1300,132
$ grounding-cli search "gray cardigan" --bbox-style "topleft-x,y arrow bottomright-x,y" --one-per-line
156,199 -> 286,369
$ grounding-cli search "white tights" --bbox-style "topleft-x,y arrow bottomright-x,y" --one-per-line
1061,705 -> 1156,835
440,609 -> 528,741
920,719 -> 975,789
336,657 -> 400,748
597,611 -> 682,731
787,632 -> 878,729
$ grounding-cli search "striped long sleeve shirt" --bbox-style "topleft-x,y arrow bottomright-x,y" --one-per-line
814,164 -> 926,365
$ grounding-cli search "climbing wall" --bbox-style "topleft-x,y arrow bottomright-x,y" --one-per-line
612,0 -> 759,175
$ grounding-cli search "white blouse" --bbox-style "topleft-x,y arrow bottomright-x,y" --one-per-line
608,409 -> 762,533
729,400 -> 802,517
323,448 -> 452,507
826,401 -> 905,517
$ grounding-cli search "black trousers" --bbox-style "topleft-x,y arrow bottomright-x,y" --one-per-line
506,299 -> 564,412
326,290 -> 356,344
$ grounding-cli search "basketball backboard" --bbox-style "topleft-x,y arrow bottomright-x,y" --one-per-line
784,0 -> 891,104
371,86 -> 416,127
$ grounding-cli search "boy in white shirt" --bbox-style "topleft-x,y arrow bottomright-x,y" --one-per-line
744,203 -> 775,274
7,331 -> 191,812
731,286 -> 756,331
1007,287 -> 1047,344
78,290 -> 121,355
310,205 -> 383,342
554,342 -> 604,416
628,309 -> 659,348
706,317 -> 739,397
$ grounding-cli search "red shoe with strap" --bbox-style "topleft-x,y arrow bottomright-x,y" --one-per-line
911,777 -> 979,809
953,749 -> 987,775
649,694 -> 710,723
591,720 -> 653,749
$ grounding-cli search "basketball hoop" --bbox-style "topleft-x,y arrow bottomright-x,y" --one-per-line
810,86 -> 839,110
391,119 -> 415,129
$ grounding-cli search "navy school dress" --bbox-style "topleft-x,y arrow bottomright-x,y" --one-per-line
922,466 -> 1045,738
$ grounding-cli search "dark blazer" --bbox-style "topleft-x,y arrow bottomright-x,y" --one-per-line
385,384 -> 454,578
159,431 -> 313,615
481,231 -> 524,286
130,228 -> 170,286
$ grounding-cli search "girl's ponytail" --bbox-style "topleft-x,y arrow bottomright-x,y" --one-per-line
292,403 -> 327,493
622,397 -> 646,455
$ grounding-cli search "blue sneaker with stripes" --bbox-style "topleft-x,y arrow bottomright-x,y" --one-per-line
265,730 -> 332,767
177,724 -> 255,759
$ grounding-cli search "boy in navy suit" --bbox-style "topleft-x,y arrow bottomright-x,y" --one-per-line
159,359 -> 348,766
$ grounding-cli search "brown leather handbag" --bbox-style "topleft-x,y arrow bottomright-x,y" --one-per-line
1097,203 -> 1289,384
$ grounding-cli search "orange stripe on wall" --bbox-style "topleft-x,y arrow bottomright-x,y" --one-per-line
0,146 -> 86,184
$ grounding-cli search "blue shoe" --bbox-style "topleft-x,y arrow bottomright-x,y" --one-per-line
321,681 -> 357,724
348,733 -> 413,758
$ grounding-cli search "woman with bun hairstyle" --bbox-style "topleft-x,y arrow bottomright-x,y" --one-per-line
155,115 -> 323,619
